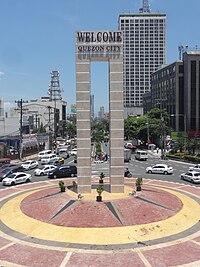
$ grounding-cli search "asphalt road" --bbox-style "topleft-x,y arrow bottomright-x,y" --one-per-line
0,154 -> 199,189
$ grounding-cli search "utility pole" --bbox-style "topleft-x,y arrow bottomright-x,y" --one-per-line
15,99 -> 28,159
47,106 -> 53,150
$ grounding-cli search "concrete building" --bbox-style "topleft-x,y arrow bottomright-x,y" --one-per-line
9,97 -> 67,136
98,106 -> 105,119
149,50 -> 200,135
0,97 -> 4,117
118,0 -> 166,117
90,95 -> 94,119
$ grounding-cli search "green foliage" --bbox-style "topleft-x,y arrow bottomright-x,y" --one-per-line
124,108 -> 171,144
99,172 -> 105,180
135,177 -> 143,186
66,121 -> 77,139
166,152 -> 200,163
91,118 -> 109,145
96,184 -> 104,196
58,180 -> 65,188
95,143 -> 102,153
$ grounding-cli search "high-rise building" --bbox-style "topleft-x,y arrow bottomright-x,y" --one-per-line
149,50 -> 200,135
90,94 -> 94,119
0,97 -> 4,117
118,0 -> 166,117
98,106 -> 105,119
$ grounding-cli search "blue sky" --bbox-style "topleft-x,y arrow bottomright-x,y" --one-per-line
0,0 -> 200,114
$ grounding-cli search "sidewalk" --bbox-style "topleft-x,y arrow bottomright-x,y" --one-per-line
11,153 -> 38,164
147,148 -> 161,158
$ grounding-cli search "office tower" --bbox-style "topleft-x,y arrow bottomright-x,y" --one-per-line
98,106 -> 105,119
119,0 -> 166,117
90,94 -> 94,119
0,97 -> 4,116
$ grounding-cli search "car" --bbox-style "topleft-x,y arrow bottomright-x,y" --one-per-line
34,165 -> 57,176
58,148 -> 69,159
48,156 -> 64,165
180,171 -> 200,183
146,164 -> 173,175
0,158 -> 11,166
48,165 -> 77,179
70,148 -> 77,156
2,172 -> 32,186
0,165 -> 24,182
41,154 -> 56,165
21,160 -> 39,170
0,164 -> 17,172
189,164 -> 200,172
38,150 -> 52,161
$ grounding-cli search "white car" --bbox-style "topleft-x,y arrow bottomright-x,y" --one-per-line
41,154 -> 56,165
146,164 -> 173,175
180,171 -> 200,183
2,172 -> 32,186
34,165 -> 57,176
188,164 -> 200,172
38,150 -> 52,161
70,148 -> 77,156
21,160 -> 39,170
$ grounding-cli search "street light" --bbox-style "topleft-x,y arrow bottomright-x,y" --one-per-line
146,116 -> 150,150
171,114 -> 187,153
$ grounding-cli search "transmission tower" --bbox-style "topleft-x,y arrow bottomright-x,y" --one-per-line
48,71 -> 62,101
139,0 -> 151,13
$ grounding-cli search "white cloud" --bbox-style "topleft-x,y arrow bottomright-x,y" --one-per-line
0,71 -> 5,79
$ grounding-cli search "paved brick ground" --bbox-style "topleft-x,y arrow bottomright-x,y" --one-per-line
0,178 -> 200,267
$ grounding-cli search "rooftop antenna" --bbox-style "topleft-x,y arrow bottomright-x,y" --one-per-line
139,0 -> 151,13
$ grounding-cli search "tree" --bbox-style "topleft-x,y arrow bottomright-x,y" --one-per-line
91,118 -> 109,144
188,138 -> 200,155
124,108 -> 171,146
66,120 -> 76,139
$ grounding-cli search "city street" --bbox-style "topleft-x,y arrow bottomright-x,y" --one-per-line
0,153 -> 199,189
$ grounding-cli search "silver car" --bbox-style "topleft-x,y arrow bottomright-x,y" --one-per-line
146,164 -> 173,175
2,172 -> 32,186
21,160 -> 38,170
180,171 -> 200,183
34,165 -> 57,176
188,164 -> 200,172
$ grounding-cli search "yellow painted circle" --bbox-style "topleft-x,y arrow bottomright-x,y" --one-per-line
0,187 -> 200,245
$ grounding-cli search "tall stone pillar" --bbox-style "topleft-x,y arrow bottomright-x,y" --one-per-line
76,59 -> 91,193
109,58 -> 124,193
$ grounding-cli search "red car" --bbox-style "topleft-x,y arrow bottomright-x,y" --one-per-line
0,164 -> 17,173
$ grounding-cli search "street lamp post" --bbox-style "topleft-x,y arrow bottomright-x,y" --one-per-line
146,116 -> 150,150
171,114 -> 187,153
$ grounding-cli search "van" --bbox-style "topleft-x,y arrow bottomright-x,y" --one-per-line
38,150 -> 52,161
124,149 -> 131,162
41,154 -> 56,165
135,150 -> 148,161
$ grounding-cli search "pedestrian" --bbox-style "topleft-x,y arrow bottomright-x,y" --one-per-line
105,153 -> 108,161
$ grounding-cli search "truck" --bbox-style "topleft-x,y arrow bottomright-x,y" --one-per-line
124,148 -> 131,162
